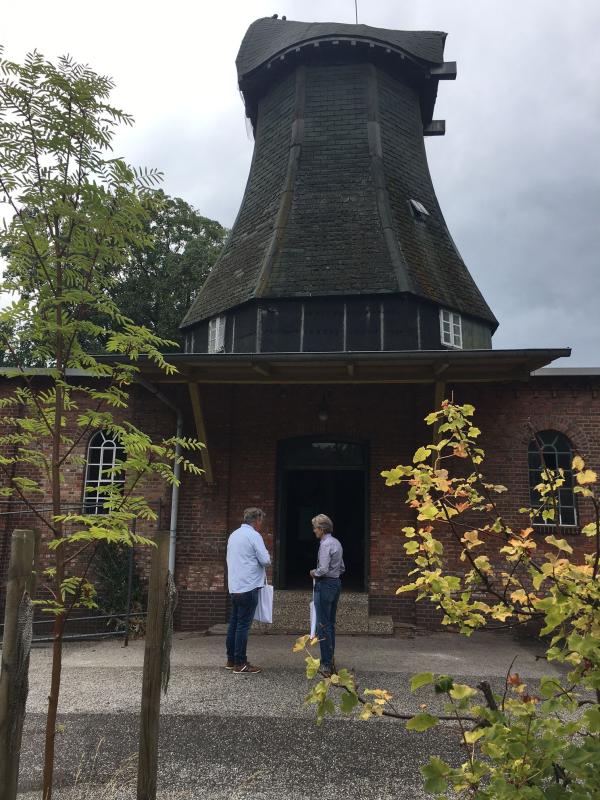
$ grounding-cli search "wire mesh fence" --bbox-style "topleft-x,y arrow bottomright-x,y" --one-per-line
0,500 -> 162,645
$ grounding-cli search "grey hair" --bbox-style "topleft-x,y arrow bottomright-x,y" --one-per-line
243,507 -> 266,525
312,513 -> 333,533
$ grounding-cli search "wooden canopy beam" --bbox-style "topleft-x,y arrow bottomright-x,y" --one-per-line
188,382 -> 215,485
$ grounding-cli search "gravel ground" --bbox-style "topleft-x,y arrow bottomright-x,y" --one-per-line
17,631 -> 563,799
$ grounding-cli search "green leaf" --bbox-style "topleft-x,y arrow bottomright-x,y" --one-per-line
340,692 -> 359,714
421,756 -> 449,794
583,706 -> 600,732
434,676 -> 454,694
305,655 -> 321,679
406,713 -> 439,732
418,503 -> 438,521
413,446 -> 431,463
464,728 -> 485,744
410,672 -> 435,692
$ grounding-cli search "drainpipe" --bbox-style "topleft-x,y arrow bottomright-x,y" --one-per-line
135,377 -> 183,573
168,413 -> 184,573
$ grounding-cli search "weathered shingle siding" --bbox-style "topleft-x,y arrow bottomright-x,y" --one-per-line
181,72 -> 296,327
181,18 -> 497,339
378,70 -> 496,324
267,63 -> 395,297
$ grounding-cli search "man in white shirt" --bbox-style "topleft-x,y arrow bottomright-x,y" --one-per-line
226,507 -> 271,674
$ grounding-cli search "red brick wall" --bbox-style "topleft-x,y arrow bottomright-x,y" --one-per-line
2,374 -> 599,632
175,377 -> 600,630
0,379 -> 177,615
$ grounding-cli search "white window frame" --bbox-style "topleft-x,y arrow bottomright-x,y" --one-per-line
409,198 -> 429,218
440,308 -> 463,349
83,430 -> 125,514
208,315 -> 226,353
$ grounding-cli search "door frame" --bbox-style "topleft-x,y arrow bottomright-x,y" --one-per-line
275,436 -> 370,590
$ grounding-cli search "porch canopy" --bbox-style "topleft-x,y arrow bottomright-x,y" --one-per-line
115,348 -> 570,385
92,348 -> 570,485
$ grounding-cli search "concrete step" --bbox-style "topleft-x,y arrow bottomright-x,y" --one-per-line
368,615 -> 394,635
271,590 -> 368,634
206,591 -> 394,636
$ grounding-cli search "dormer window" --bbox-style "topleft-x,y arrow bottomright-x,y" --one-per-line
208,315 -> 226,353
440,309 -> 462,349
409,198 -> 430,220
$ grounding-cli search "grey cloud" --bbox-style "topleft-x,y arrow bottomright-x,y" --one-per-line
2,0 -> 598,365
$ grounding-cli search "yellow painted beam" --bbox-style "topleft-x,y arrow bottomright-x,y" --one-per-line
188,382 -> 215,485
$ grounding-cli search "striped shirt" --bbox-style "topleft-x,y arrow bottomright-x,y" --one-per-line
313,533 -> 345,579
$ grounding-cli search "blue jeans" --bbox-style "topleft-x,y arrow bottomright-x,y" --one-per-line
314,578 -> 341,669
226,588 -> 259,665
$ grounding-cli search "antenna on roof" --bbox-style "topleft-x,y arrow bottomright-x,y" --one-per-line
354,0 -> 359,24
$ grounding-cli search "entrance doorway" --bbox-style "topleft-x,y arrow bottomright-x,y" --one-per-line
277,439 -> 368,590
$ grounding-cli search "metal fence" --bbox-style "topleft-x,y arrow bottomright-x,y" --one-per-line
0,500 -> 160,645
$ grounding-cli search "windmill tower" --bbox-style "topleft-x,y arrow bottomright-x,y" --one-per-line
181,17 -> 497,355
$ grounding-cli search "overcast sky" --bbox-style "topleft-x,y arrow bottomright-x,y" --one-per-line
2,0 -> 599,365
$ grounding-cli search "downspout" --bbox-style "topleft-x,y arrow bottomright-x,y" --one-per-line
169,413 -> 184,573
135,377 -> 183,573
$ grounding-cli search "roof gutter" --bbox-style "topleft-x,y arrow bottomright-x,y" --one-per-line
135,377 -> 183,574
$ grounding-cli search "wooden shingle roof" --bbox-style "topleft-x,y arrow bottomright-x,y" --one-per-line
181,18 -> 497,333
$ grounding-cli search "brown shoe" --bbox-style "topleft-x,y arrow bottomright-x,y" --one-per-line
225,660 -> 235,670
233,662 -> 262,674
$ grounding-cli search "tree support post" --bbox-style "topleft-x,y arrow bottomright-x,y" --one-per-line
137,530 -> 170,800
0,528 -> 38,800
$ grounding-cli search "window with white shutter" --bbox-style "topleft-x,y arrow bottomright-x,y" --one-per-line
440,309 -> 463,349
208,316 -> 226,353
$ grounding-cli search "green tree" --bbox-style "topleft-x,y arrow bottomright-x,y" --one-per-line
296,401 -> 600,798
0,48 -> 203,799
108,190 -> 226,348
1,192 -> 226,363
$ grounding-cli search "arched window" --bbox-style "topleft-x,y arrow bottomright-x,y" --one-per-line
83,431 -> 125,514
528,430 -> 577,526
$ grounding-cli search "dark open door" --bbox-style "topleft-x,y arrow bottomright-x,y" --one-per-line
277,439 -> 368,590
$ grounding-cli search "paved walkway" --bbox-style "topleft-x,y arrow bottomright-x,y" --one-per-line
18,631 -> 562,799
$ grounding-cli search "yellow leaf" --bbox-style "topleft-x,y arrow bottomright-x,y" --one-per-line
572,455 -> 585,471
510,589 -> 529,604
577,469 -> 597,485
473,555 -> 492,573
464,728 -> 485,744
582,522 -> 597,537
545,535 -> 574,554
449,684 -> 477,700
293,635 -> 310,652
462,530 -> 483,548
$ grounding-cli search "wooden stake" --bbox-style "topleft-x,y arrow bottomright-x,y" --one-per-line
0,528 -> 37,800
137,530 -> 170,800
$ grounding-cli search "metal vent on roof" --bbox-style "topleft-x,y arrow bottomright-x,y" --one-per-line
409,199 -> 429,218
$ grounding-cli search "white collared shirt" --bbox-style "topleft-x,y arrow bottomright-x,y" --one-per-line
226,523 -> 271,593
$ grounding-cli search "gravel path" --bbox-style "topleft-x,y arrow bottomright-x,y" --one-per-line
17,631 -> 561,799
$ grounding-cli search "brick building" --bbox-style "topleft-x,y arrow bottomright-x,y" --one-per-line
2,18 -> 597,632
